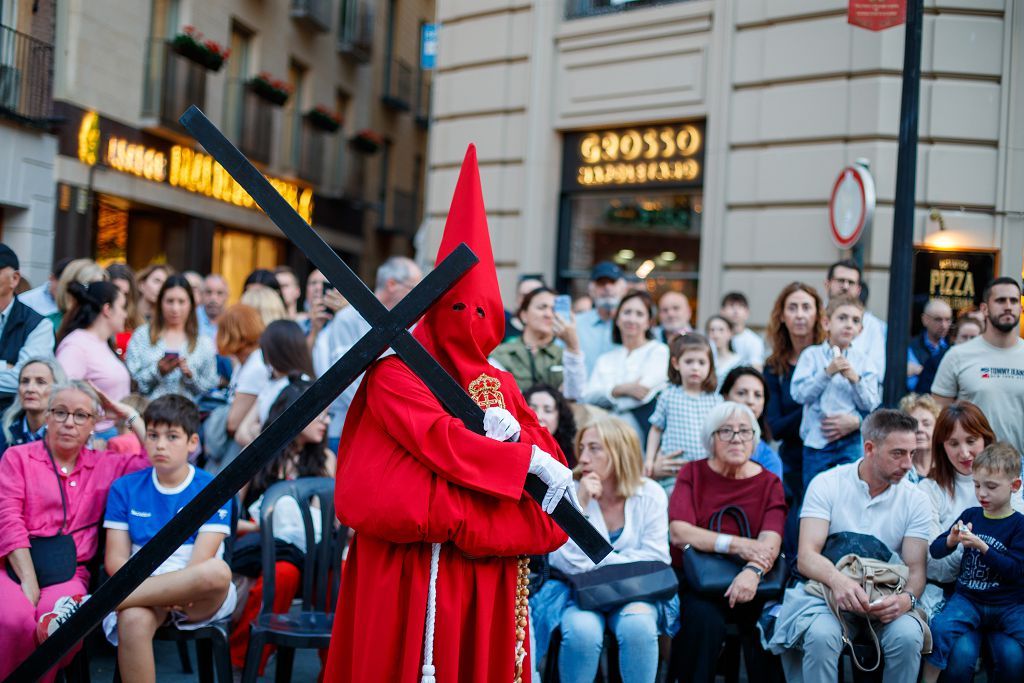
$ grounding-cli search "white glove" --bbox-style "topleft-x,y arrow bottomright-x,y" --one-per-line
483,407 -> 521,442
528,445 -> 578,514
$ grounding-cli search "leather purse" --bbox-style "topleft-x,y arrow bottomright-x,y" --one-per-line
805,553 -> 933,671
5,444 -> 79,587
681,505 -> 787,598
568,560 -> 678,612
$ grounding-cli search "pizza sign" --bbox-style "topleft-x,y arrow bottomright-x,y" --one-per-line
848,0 -> 906,31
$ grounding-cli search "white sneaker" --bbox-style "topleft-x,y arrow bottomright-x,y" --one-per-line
36,594 -> 89,642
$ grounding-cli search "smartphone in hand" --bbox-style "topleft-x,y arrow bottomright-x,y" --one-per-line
162,351 -> 180,362
553,294 -> 572,320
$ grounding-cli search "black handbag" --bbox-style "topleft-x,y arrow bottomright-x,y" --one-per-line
681,505 -> 787,598
229,533 -> 306,578
5,444 -> 79,587
568,560 -> 678,612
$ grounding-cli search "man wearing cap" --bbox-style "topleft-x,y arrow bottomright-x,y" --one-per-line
0,245 -> 55,411
576,261 -> 627,378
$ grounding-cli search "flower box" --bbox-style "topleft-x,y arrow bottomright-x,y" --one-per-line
248,72 -> 292,106
171,26 -> 230,72
349,129 -> 383,154
306,106 -> 342,133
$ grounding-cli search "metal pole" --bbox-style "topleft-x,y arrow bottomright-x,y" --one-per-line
883,0 -> 924,406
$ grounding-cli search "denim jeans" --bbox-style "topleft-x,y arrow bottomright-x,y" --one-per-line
558,601 -> 659,683
802,432 -> 862,490
928,592 -> 1024,671
940,629 -> 1024,683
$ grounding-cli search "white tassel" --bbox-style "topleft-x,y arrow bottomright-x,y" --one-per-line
421,542 -> 442,683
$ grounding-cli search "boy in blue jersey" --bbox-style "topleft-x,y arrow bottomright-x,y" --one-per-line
923,442 -> 1024,682
101,394 -> 234,682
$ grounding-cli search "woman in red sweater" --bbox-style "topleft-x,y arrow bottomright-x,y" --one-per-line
668,401 -> 787,683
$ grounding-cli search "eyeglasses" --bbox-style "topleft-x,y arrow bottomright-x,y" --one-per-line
49,408 -> 95,425
714,427 -> 755,443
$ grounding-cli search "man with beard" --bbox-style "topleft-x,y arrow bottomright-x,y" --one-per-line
933,277 -> 1024,458
576,261 -> 626,378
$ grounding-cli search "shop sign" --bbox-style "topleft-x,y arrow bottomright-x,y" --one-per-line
848,0 -> 906,32
912,247 -> 997,330
74,110 -> 313,223
562,122 -> 704,191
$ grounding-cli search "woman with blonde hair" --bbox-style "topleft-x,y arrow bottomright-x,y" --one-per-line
50,258 -> 108,334
240,287 -> 287,326
531,414 -> 676,682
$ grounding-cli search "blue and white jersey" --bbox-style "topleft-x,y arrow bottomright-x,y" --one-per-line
104,465 -> 232,575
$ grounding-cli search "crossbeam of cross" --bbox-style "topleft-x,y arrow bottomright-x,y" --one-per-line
10,107 -> 610,682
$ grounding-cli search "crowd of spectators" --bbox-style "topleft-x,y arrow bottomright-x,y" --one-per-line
0,239 -> 1023,682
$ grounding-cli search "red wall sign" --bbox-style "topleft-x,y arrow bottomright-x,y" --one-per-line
848,0 -> 906,31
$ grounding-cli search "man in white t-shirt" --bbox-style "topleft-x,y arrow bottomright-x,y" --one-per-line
769,409 -> 929,682
932,277 -> 1024,457
720,291 -> 764,369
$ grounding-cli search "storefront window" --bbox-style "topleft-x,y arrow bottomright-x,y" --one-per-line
212,227 -> 286,302
565,0 -> 695,20
563,191 -> 701,304
559,121 -> 705,308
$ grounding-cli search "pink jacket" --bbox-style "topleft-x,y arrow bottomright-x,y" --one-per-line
0,440 -> 149,568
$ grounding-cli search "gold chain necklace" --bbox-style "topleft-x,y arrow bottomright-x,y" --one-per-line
513,556 -> 530,683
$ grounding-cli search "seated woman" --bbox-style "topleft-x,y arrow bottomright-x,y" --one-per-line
0,381 -> 148,682
0,358 -> 66,455
918,401 -> 1024,681
898,392 -> 940,483
719,366 -> 784,481
532,414 -> 676,683
669,401 -> 786,683
583,291 -> 668,444
490,287 -> 586,399
524,383 -> 578,468
229,377 -> 336,673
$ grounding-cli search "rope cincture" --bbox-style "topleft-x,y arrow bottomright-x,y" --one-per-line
421,542 -> 442,683
513,556 -> 530,683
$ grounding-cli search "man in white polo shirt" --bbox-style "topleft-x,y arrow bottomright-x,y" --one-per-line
769,409 -> 930,682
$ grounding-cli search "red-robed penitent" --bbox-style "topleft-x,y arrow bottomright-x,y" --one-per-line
324,145 -> 568,682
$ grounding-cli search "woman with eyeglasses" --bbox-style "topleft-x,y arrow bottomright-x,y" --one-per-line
0,380 -> 148,682
667,401 -> 787,683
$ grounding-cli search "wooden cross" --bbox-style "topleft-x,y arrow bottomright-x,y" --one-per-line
10,107 -> 611,682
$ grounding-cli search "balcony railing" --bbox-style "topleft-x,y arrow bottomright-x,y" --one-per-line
299,122 -> 326,185
238,82 -> 274,166
0,23 -> 54,126
381,59 -> 412,111
142,39 -> 207,132
338,0 -> 373,62
291,0 -> 331,32
565,0 -> 694,19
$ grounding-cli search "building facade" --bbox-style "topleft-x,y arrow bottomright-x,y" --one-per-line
423,0 -> 1024,330
30,0 -> 433,298
0,0 -> 58,287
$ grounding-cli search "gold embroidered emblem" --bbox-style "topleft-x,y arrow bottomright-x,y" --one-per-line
468,373 -> 504,410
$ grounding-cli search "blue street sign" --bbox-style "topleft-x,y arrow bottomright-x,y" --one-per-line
421,23 -> 438,70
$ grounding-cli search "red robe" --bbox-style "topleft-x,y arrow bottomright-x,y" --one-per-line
324,356 -> 568,682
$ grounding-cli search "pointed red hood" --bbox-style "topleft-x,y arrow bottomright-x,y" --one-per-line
413,145 -> 506,391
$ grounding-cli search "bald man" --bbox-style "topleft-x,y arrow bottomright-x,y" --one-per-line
907,298 -> 953,393
654,291 -> 693,344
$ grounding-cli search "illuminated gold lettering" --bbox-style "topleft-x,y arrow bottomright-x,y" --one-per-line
580,134 -> 601,164
619,130 -> 642,161
600,133 -> 619,162
642,129 -> 659,159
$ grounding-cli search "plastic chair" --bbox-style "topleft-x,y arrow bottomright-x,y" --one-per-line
240,477 -> 345,683
113,498 -> 238,683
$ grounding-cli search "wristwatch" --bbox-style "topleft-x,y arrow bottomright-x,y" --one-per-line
742,564 -> 764,580
907,592 -> 918,610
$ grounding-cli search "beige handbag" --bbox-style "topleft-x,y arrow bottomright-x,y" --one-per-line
805,554 -> 932,672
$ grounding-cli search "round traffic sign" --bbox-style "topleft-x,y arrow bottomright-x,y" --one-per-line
829,164 -> 875,249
